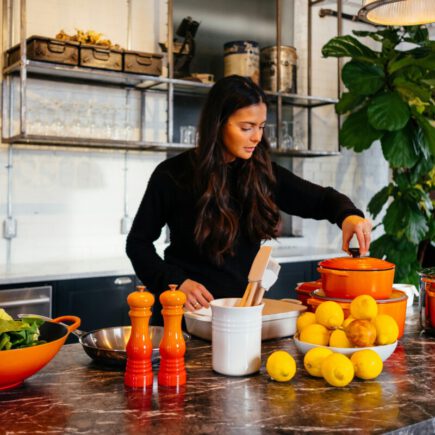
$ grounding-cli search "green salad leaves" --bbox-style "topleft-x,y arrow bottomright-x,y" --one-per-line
0,308 -> 46,350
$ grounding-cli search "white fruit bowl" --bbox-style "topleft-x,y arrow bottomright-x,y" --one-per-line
293,336 -> 398,362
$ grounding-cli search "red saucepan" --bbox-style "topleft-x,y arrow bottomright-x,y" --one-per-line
317,256 -> 395,300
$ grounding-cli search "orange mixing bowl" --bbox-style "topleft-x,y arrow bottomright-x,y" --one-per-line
307,289 -> 407,338
0,316 -> 80,390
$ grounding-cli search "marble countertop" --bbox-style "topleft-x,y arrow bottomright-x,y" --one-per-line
1,315 -> 434,434
0,247 -> 342,285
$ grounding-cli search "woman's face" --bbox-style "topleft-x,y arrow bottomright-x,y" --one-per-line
222,102 -> 267,162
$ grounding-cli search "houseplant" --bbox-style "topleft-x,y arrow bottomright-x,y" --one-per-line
322,26 -> 434,284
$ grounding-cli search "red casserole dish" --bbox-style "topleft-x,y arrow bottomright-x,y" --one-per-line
317,257 -> 395,300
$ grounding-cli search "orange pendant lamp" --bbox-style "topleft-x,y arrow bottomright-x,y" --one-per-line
358,0 -> 435,26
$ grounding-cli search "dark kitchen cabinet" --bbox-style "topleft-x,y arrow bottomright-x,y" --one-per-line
53,275 -> 136,333
268,260 -> 320,300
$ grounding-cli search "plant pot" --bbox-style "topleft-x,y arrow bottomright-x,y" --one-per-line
317,257 -> 395,300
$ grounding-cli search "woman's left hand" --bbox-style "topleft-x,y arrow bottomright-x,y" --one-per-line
341,215 -> 373,256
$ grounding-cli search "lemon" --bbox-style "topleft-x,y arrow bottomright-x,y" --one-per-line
350,295 -> 378,320
329,329 -> 353,348
299,323 -> 330,346
296,312 -> 316,333
304,347 -> 333,377
315,301 -> 344,329
321,353 -> 354,387
373,314 -> 399,345
342,315 -> 355,329
350,349 -> 383,380
266,350 -> 297,382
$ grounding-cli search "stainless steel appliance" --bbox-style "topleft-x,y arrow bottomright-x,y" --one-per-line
0,286 -> 52,318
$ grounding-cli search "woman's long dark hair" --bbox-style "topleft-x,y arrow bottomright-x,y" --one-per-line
193,75 -> 280,264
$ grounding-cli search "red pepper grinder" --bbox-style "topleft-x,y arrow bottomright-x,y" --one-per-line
125,285 -> 155,389
158,284 -> 187,387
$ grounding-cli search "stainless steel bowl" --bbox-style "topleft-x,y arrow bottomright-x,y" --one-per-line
73,326 -> 190,366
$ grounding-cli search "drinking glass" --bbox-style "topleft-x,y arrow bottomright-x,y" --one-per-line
265,124 -> 277,148
281,121 -> 293,150
292,121 -> 305,150
180,125 -> 196,144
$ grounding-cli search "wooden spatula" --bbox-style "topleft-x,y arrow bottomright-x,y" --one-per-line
238,246 -> 273,307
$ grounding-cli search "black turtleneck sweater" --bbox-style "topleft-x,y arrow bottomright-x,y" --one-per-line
126,150 -> 363,301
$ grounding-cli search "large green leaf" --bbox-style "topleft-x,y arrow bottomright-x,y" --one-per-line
322,35 -> 378,60
406,206 -> 429,243
410,155 -> 434,184
393,170 -> 411,190
367,92 -> 410,131
404,26 -> 429,43
411,125 -> 431,160
370,234 -> 417,265
415,53 -> 435,70
335,92 -> 365,114
414,113 -> 435,156
427,217 -> 435,242
370,235 -> 420,284
381,125 -> 420,168
377,28 -> 402,45
383,198 -> 409,236
339,107 -> 383,152
406,45 -> 434,59
352,30 -> 383,42
342,61 -> 385,96
389,49 -> 435,75
393,76 -> 432,102
368,184 -> 392,218
388,55 -> 415,75
384,199 -> 428,243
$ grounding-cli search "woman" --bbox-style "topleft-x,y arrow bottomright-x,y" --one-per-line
126,75 -> 372,317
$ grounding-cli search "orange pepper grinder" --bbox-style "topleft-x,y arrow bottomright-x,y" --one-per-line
158,284 -> 187,387
125,285 -> 155,389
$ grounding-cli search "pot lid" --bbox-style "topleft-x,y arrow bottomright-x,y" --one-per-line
419,267 -> 435,279
319,256 -> 395,271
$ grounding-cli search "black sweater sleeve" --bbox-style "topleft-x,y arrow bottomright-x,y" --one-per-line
125,168 -> 188,291
273,163 -> 364,227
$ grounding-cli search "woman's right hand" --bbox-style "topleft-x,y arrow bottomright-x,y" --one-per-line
179,279 -> 214,311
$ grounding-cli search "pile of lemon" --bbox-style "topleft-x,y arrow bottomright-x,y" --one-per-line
297,294 -> 399,348
265,295 -> 399,387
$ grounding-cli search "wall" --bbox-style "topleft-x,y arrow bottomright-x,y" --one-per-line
0,0 -> 168,266
0,0 -> 390,269
288,0 -> 389,250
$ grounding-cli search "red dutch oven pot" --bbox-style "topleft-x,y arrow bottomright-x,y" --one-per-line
317,257 -> 395,300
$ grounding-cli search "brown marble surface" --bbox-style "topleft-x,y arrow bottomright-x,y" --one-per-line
1,310 -> 434,434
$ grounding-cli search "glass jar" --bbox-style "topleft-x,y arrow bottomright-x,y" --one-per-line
418,267 -> 435,336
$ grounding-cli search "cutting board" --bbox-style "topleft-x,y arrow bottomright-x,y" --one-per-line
262,298 -> 307,316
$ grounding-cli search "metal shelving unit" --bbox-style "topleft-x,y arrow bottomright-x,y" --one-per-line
1,0 -> 341,157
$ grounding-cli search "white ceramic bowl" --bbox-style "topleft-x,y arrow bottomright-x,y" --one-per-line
293,336 -> 398,362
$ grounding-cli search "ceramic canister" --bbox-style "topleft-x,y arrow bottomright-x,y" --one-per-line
211,298 -> 264,376
224,40 -> 260,84
260,45 -> 297,93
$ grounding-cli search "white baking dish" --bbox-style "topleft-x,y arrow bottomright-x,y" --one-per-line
184,297 -> 306,341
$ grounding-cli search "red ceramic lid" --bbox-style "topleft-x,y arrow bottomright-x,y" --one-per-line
319,256 -> 395,271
